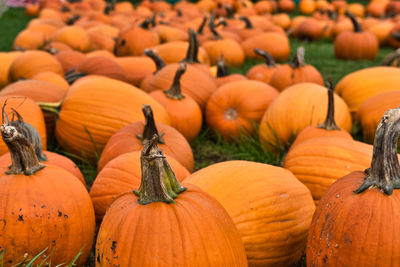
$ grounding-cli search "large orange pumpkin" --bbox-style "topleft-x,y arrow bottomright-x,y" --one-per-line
184,160 -> 315,266
55,76 -> 170,162
307,107 -> 400,266
0,120 -> 94,266
96,137 -> 248,266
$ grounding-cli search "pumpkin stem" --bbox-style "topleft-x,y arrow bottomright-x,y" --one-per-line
104,0 -> 116,14
197,16 -> 208,34
136,105 -> 165,144
65,71 -> 86,85
345,11 -> 362,33
317,80 -> 340,131
140,17 -> 154,29
134,135 -> 186,205
381,48 -> 400,66
290,46 -> 306,68
239,16 -> 253,29
163,63 -> 187,100
254,48 -> 276,67
181,29 -> 200,64
225,4 -> 235,18
209,12 -> 222,40
217,56 -> 229,77
144,49 -> 165,74
354,107 -> 400,195
1,107 -> 45,175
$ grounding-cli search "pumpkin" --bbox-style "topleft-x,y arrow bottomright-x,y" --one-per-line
150,41 -> 210,65
0,52 -> 22,89
387,23 -> 400,48
246,48 -> 278,84
380,48 -> 400,67
290,81 -> 353,150
149,64 -> 202,142
185,160 -> 315,266
296,18 -> 328,41
153,24 -> 188,43
8,51 -> 64,82
335,66 -> 400,113
0,117 -> 94,266
90,150 -> 189,221
306,107 -> 400,266
32,71 -> 69,92
334,12 -> 379,60
299,0 -> 316,14
87,32 -> 115,52
269,47 -> 324,92
12,30 -> 46,50
0,96 -> 46,156
140,49 -> 166,91
367,20 -> 394,45
259,83 -> 352,152
54,50 -> 87,73
96,137 -> 247,266
115,56 -> 156,87
52,26 -> 92,52
241,32 -> 290,62
25,3 -> 40,16
55,76 -> 170,162
356,90 -> 400,144
206,79 -> 279,141
97,105 -> 193,172
278,0 -> 296,12
215,55 -> 247,87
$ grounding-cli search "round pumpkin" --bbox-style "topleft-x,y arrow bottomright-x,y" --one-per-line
241,32 -> 290,62
52,26 -> 92,52
246,48 -> 279,84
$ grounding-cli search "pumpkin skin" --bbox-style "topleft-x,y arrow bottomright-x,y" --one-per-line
0,52 -> 22,89
202,38 -> 245,67
335,66 -> 400,113
284,137 -> 372,204
184,160 -> 315,266
97,120 -> 194,172
55,75 -> 170,162
12,30 -> 46,50
8,51 -> 64,82
90,151 -> 189,221
54,50 -> 87,73
32,72 -> 69,92
246,49 -> 279,84
114,26 -> 160,56
356,90 -> 400,143
259,83 -> 352,152
115,56 -> 156,86
241,32 -> 290,62
150,41 -> 210,65
0,96 -> 47,156
206,80 -> 279,141
52,26 -> 92,52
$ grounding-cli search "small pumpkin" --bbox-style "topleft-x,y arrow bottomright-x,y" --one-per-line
246,48 -> 278,84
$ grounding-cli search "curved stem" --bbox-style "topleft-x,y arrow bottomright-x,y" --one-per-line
65,72 -> 86,85
354,107 -> 400,195
197,16 -> 207,34
239,16 -> 253,29
290,46 -> 305,68
217,56 -> 229,77
254,48 -> 276,67
136,105 -> 165,144
209,11 -> 222,40
181,29 -> 200,64
144,49 -> 165,73
163,63 -> 186,100
345,11 -> 362,32
317,80 -> 340,130
134,135 -> 186,205
381,48 -> 400,66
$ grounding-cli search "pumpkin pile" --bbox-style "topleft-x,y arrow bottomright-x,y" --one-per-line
1,0 -> 400,265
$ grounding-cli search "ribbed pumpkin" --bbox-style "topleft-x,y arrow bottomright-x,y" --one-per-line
246,48 -> 279,84
269,47 -> 324,91
55,76 -> 170,162
356,90 -> 400,143
206,80 -> 279,141
90,150 -> 189,221
307,107 -> 400,267
8,51 -> 64,82
96,137 -> 248,267
149,64 -> 202,142
241,32 -> 290,62
0,119 -> 94,266
97,105 -> 193,172
0,52 -> 22,89
143,62 -> 217,109
335,66 -> 400,113
0,96 -> 46,156
334,12 -> 379,60
290,81 -> 353,150
52,25 -> 92,52
54,50 -> 87,73
259,83 -> 352,152
184,160 -> 315,266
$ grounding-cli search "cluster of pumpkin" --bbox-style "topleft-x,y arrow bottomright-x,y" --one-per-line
1,0 -> 400,265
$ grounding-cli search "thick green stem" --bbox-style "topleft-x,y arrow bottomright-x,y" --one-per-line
345,11 -> 362,32
290,46 -> 306,68
354,107 -> 400,195
134,135 -> 186,205
136,105 -> 165,144
163,63 -> 186,100
181,29 -> 200,64
317,80 -> 340,130
254,48 -> 276,67
144,49 -> 165,73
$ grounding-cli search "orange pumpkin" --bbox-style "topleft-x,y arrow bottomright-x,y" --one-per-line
52,26 -> 92,52
140,49 -> 166,91
32,71 -> 69,92
0,52 -> 22,89
12,30 -> 46,50
215,56 -> 247,87
246,48 -> 279,84
241,32 -> 290,62
96,138 -> 247,267
97,105 -> 193,172
115,56 -> 156,86
54,50 -> 87,73
185,160 -> 315,266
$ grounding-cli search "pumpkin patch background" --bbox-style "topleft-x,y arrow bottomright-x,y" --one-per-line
1,0 -> 400,265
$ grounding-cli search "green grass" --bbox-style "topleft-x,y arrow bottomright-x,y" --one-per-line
0,8 -> 30,51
